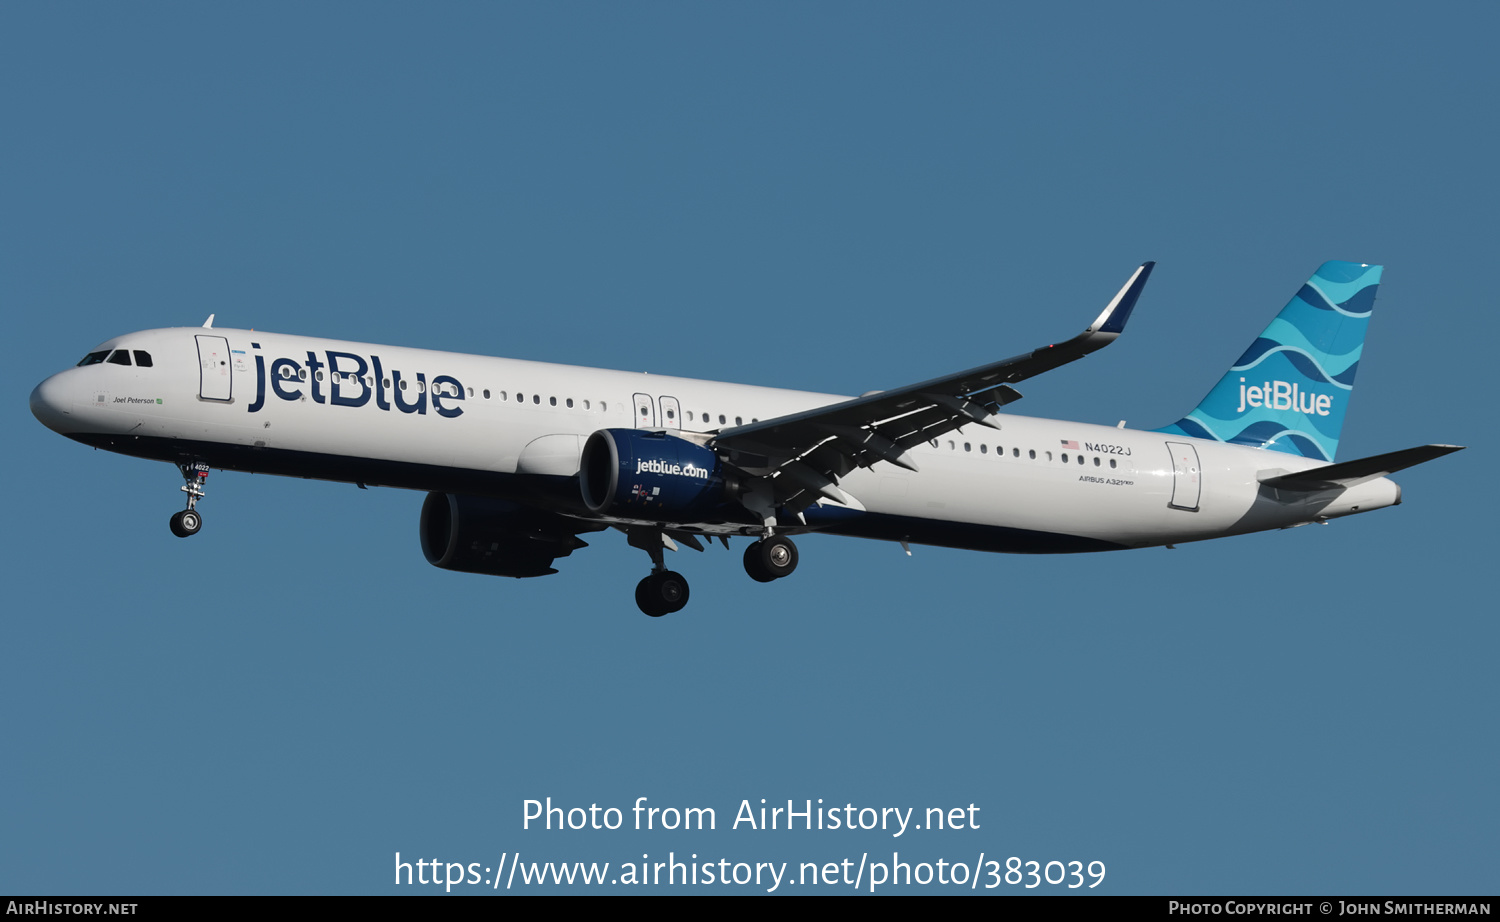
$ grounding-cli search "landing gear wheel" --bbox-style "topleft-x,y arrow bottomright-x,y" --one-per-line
761,535 -> 798,577
744,535 -> 798,581
635,570 -> 690,616
169,509 -> 202,538
743,541 -> 775,582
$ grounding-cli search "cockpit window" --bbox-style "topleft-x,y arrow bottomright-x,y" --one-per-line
133,350 -> 153,367
77,350 -> 110,366
107,350 -> 132,366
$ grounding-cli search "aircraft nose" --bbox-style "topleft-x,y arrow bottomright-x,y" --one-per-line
30,373 -> 74,433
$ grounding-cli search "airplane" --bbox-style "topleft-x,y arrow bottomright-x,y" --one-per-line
30,260 -> 1463,616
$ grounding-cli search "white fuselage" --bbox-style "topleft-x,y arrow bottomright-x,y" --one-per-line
30,325 -> 1401,554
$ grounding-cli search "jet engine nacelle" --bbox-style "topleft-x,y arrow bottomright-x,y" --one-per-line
420,492 -> 589,578
580,428 -> 728,518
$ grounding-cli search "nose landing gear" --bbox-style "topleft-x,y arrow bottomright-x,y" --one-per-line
170,462 -> 209,538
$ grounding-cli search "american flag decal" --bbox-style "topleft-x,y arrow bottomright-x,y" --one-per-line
1061,440 -> 1079,450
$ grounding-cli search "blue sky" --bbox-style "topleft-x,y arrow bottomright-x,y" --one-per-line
3,3 -> 1494,895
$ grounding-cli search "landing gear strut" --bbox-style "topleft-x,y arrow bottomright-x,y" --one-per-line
170,461 -> 209,538
743,535 -> 798,582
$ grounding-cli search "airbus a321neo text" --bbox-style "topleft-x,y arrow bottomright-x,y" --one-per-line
31,261 -> 1462,616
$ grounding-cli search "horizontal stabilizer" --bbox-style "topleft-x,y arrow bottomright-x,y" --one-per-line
1258,444 -> 1464,491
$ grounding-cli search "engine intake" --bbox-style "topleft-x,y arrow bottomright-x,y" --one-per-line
580,428 -> 727,518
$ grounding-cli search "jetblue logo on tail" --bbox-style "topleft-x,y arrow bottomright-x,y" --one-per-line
1236,378 -> 1332,416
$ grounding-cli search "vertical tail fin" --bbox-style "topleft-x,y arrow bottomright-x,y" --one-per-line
1154,261 -> 1381,462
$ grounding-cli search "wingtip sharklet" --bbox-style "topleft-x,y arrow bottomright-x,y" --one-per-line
1089,261 -> 1155,336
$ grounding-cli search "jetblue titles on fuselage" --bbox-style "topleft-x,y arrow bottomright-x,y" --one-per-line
246,348 -> 466,419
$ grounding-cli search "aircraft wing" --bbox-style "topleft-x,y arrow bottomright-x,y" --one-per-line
710,262 -> 1155,513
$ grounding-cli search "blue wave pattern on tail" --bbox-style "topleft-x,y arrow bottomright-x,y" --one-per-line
1155,261 -> 1380,462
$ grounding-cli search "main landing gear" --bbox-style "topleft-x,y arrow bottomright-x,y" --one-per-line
627,527 -> 690,617
626,528 -> 801,617
743,535 -> 798,583
169,461 -> 209,538
626,529 -> 802,616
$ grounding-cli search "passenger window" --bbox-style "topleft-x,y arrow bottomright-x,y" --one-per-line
735,416 -> 742,426
550,396 -> 557,406
1028,450 -> 1035,459
567,398 -> 574,408
133,351 -> 153,367
484,389 -> 491,399
107,350 -> 132,366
